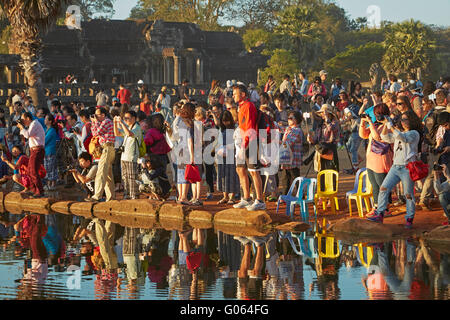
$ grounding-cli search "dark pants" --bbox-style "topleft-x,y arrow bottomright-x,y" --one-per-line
28,147 -> 45,195
204,163 -> 215,194
367,168 -> 391,206
282,168 -> 300,195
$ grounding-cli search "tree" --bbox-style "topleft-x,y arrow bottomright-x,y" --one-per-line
325,42 -> 385,81
0,0 -> 64,107
64,0 -> 116,20
242,28 -> 273,51
274,4 -> 321,71
227,0 -> 283,31
128,0 -> 235,31
258,49 -> 298,87
382,20 -> 436,77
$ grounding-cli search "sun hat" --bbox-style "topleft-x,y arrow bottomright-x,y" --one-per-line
316,104 -> 335,115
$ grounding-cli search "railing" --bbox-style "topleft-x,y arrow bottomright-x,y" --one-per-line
0,83 -> 208,105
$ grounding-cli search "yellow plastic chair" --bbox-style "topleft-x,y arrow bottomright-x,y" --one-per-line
354,243 -> 374,267
347,170 -> 374,217
315,219 -> 341,259
314,170 -> 339,215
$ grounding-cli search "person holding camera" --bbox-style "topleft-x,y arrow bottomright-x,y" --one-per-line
17,112 -> 46,198
419,89 -> 448,210
367,110 -> 423,229
359,104 -> 394,216
86,107 -> 115,202
69,152 -> 98,198
433,163 -> 450,225
113,110 -> 143,200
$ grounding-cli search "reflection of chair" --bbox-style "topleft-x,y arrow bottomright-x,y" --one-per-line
290,178 -> 317,222
278,231 -> 303,256
314,170 -> 339,215
276,177 -> 303,217
278,231 -> 318,258
315,218 -> 341,258
355,243 -> 374,267
346,168 -> 374,217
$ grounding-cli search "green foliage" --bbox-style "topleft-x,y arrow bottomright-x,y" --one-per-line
0,25 -> 11,54
382,19 -> 436,77
242,28 -> 272,51
258,49 -> 298,87
66,0 -> 117,20
325,42 -> 385,81
128,0 -> 235,31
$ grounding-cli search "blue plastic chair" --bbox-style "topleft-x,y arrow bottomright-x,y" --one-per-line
276,177 -> 304,217
289,178 -> 317,222
278,231 -> 303,256
346,168 -> 367,200
293,232 -> 318,258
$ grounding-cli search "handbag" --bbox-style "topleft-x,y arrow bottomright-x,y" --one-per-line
371,139 -> 391,155
185,164 -> 201,183
406,160 -> 429,182
88,136 -> 102,159
279,142 -> 293,165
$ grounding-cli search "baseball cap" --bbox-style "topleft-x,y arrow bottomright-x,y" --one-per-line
319,70 -> 328,76
137,80 -> 144,85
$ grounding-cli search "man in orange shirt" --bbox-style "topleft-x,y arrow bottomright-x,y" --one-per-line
117,84 -> 131,105
233,84 -> 266,211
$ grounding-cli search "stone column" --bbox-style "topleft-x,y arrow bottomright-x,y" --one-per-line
173,56 -> 180,85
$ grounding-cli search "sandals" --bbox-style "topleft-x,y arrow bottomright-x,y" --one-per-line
227,199 -> 236,205
217,198 -> 228,205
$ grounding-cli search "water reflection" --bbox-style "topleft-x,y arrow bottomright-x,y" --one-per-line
0,212 -> 448,300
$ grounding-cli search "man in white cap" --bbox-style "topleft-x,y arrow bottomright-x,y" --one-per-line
342,107 -> 361,171
224,80 -> 233,98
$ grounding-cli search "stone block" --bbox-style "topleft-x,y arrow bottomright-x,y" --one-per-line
330,217 -> 393,238
275,222 -> 311,233
51,201 -> 77,215
213,208 -> 272,227
159,203 -> 192,220
69,202 -> 95,218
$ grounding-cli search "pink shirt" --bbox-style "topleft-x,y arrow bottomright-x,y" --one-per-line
360,123 -> 393,174
20,119 -> 45,148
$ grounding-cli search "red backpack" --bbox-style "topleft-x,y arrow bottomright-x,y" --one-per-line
256,109 -> 277,144
82,122 -> 93,152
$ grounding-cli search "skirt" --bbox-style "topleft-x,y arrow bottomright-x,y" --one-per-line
217,163 -> 239,194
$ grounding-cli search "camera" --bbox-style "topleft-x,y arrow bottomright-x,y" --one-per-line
10,119 -> 22,126
360,114 -> 369,119
432,147 -> 443,155
433,163 -> 443,171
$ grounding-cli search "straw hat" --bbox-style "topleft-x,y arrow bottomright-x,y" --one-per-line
316,104 -> 335,116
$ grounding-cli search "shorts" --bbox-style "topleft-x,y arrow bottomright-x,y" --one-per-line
177,167 -> 189,184
236,146 -> 261,171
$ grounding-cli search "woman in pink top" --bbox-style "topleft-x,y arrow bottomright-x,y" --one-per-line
359,103 -> 393,213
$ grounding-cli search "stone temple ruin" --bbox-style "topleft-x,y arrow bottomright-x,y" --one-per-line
0,19 -> 266,88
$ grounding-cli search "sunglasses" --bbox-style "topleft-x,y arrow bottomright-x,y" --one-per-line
124,117 -> 131,120
400,118 -> 409,122
288,117 -> 296,120
396,102 -> 404,105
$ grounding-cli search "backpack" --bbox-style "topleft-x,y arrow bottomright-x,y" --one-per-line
137,131 -> 147,157
82,122 -> 93,152
256,109 -> 276,144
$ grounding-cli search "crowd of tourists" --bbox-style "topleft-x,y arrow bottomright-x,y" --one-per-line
1,73 -> 449,294
0,74 -> 449,227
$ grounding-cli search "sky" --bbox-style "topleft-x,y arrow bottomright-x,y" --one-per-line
112,0 -> 450,27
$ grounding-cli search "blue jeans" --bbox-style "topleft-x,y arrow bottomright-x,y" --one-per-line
377,165 -> 415,221
346,132 -> 362,166
439,191 -> 450,221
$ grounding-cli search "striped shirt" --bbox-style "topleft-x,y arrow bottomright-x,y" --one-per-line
91,118 -> 115,146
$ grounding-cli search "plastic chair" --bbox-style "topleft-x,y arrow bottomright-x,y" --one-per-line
278,231 -> 303,256
276,177 -> 303,217
315,218 -> 342,259
289,178 -> 317,222
354,243 -> 374,267
346,169 -> 374,217
294,232 -> 318,258
314,170 -> 339,215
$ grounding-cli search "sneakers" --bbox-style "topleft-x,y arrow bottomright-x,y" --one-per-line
418,201 -> 433,211
246,200 -> 266,211
404,218 -> 414,229
383,209 -> 393,218
366,207 -> 377,218
233,199 -> 252,209
367,211 -> 383,223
